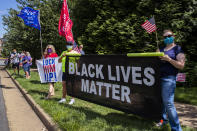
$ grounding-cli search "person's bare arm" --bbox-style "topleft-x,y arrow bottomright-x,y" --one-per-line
58,52 -> 66,63
160,53 -> 185,70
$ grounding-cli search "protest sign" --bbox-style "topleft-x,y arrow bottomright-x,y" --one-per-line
36,57 -> 62,83
65,55 -> 162,119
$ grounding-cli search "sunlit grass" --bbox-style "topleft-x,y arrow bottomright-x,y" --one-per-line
8,69 -> 196,131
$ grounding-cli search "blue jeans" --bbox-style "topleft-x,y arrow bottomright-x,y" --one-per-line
23,65 -> 30,75
161,76 -> 182,131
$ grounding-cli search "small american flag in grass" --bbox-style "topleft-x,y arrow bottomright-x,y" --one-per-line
141,17 -> 157,34
176,73 -> 186,82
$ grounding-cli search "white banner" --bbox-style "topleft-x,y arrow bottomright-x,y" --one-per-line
36,57 -> 62,83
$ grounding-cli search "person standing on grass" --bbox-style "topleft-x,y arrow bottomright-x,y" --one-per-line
44,45 -> 58,99
22,52 -> 31,79
10,49 -> 20,75
19,51 -> 25,67
58,42 -> 80,104
19,51 -> 26,76
156,29 -> 186,131
26,52 -> 32,76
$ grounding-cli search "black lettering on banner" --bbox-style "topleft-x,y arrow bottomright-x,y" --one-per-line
66,55 -> 162,119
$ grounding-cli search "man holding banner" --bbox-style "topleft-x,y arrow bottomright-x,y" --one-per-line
58,42 -> 80,104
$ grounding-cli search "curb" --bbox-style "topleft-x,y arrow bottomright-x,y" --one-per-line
5,69 -> 61,131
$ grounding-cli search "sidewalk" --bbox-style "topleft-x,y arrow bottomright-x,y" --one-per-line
175,102 -> 197,128
0,81 -> 9,131
0,67 -> 47,131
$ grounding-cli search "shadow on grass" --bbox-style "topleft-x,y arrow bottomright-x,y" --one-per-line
14,74 -> 24,78
54,103 -> 160,130
29,80 -> 42,84
24,89 -> 169,130
28,89 -> 48,96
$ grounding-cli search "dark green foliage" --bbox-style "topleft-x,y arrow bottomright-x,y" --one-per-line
2,0 -> 67,61
2,0 -> 197,86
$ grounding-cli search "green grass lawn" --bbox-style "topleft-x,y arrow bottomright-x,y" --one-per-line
175,87 -> 197,106
8,69 -> 196,131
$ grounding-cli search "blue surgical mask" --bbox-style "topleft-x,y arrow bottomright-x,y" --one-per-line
164,36 -> 174,45
66,45 -> 73,50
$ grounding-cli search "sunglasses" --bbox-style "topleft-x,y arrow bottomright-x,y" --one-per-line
163,35 -> 173,38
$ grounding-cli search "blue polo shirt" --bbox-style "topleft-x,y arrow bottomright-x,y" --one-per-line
22,56 -> 30,67
160,45 -> 183,77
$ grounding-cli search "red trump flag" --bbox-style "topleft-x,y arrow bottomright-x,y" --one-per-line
58,0 -> 74,43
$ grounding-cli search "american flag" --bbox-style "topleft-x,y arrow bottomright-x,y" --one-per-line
141,17 -> 157,34
73,45 -> 81,54
176,73 -> 186,82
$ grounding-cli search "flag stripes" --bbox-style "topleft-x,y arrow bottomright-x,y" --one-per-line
73,46 -> 80,54
176,73 -> 186,82
141,17 -> 157,34
141,21 -> 156,33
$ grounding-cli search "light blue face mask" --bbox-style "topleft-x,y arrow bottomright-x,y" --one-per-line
164,36 -> 174,45
66,45 -> 73,50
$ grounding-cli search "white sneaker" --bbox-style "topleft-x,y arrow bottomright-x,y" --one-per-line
69,98 -> 75,105
58,98 -> 66,103
155,120 -> 165,127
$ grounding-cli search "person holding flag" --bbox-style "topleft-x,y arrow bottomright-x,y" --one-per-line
58,42 -> 80,104
58,0 -> 81,104
141,17 -> 185,130
156,29 -> 185,131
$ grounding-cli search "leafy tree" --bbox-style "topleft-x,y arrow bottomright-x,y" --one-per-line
2,0 -> 197,86
3,0 -> 67,61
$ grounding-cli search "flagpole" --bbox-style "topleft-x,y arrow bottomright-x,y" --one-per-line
153,15 -> 159,49
155,31 -> 159,49
40,28 -> 43,58
38,10 -> 43,58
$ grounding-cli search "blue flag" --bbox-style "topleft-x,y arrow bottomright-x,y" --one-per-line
17,7 -> 40,30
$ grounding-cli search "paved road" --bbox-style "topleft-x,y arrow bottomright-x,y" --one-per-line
0,67 -> 47,131
0,77 -> 9,131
